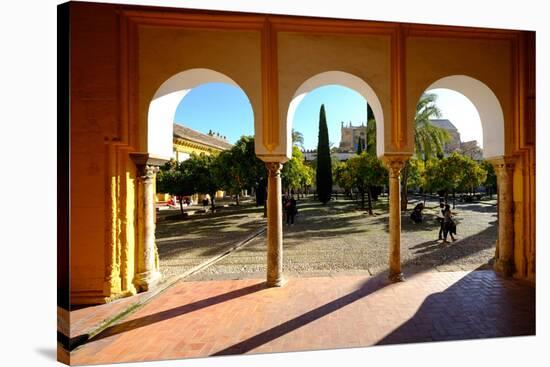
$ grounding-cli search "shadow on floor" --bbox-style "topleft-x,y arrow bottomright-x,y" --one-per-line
83,282 -> 266,347
376,267 -> 535,345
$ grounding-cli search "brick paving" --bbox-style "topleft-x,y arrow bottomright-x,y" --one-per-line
70,270 -> 535,365
68,292 -> 152,339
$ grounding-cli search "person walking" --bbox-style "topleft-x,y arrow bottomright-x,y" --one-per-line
438,202 -> 445,240
282,193 -> 289,222
286,195 -> 297,225
442,204 -> 456,243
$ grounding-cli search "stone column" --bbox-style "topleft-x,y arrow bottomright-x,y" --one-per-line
383,156 -> 408,282
131,154 -> 163,291
266,162 -> 285,287
491,156 -> 516,276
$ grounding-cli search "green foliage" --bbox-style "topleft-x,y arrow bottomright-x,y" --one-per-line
183,153 -> 222,198
348,152 -> 387,190
292,129 -> 304,149
481,160 -> 497,189
316,104 -> 333,203
356,136 -> 364,155
457,157 -> 487,193
366,119 -> 377,155
414,93 -> 450,160
424,153 -> 487,195
282,146 -> 313,193
334,161 -> 354,193
406,157 -> 425,190
334,152 -> 387,209
156,135 -> 267,208
215,136 -> 266,199
156,159 -> 195,197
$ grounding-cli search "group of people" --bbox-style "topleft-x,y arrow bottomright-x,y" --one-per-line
282,194 -> 298,225
410,201 -> 457,243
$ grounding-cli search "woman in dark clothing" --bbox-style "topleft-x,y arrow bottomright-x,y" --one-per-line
410,203 -> 424,223
285,196 -> 297,225
438,202 -> 445,240
442,204 -> 456,243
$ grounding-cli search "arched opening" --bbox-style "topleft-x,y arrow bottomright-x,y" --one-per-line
401,75 -> 506,276
142,68 -> 264,284
424,75 -> 505,160
287,71 -> 385,157
147,68 -> 244,160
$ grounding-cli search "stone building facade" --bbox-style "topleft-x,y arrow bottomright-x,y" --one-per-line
339,121 -> 367,152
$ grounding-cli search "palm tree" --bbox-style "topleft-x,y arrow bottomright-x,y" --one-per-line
401,93 -> 450,210
414,93 -> 449,160
292,129 -> 304,149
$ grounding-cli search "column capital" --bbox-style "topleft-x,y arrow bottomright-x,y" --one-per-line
488,155 -> 516,175
136,165 -> 159,181
381,154 -> 410,178
265,162 -> 283,178
130,152 -> 164,180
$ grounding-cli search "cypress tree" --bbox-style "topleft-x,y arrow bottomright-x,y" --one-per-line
316,104 -> 332,204
356,137 -> 364,155
367,103 -> 375,122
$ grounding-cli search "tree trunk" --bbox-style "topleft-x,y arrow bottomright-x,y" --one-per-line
400,161 -> 409,211
179,197 -> 184,217
423,191 -> 427,206
366,185 -> 373,215
236,193 -> 240,206
210,192 -> 216,212
452,190 -> 456,209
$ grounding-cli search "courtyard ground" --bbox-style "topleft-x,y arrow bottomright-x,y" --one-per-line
155,194 -> 497,282
156,199 -> 266,280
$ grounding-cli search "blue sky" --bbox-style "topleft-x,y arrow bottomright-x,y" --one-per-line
174,82 -> 482,149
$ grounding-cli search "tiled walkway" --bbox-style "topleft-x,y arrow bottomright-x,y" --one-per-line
70,270 -> 535,365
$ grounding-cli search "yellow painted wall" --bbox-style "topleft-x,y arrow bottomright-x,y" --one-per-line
137,27 -> 263,154
277,32 -> 393,152
68,3 -> 535,305
406,36 -> 513,154
70,3 -> 117,304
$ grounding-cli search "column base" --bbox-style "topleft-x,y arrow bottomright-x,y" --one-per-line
388,272 -> 405,283
494,259 -> 514,277
266,276 -> 287,288
134,270 -> 163,292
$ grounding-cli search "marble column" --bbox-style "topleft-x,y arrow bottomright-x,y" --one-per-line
383,156 -> 408,282
266,162 -> 285,287
133,159 -> 162,291
491,156 -> 516,277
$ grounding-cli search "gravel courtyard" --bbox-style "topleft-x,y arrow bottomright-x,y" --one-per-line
156,195 -> 497,281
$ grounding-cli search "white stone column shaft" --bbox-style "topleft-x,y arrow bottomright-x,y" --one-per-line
135,164 -> 162,291
383,157 -> 408,282
492,157 -> 516,276
266,162 -> 284,287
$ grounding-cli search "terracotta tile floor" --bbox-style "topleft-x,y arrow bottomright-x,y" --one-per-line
69,291 -> 152,339
70,270 -> 535,365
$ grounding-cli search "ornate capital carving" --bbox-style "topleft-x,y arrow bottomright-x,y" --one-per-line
130,152 -> 164,182
137,164 -> 159,181
266,162 -> 283,178
489,156 -> 516,179
381,155 -> 409,178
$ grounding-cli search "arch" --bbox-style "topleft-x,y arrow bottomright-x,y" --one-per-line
424,75 -> 505,159
147,68 -> 244,159
286,71 -> 385,157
